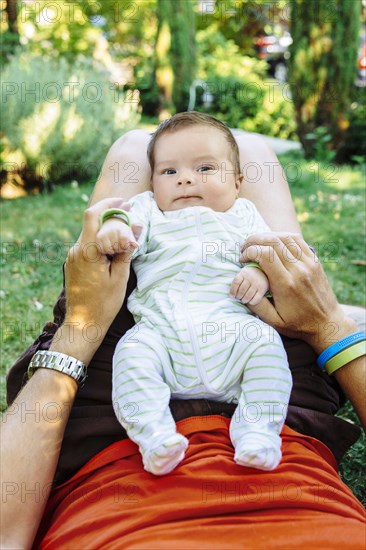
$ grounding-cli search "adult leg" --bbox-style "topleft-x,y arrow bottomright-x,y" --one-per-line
234,133 -> 301,233
89,129 -> 152,205
89,129 -> 301,233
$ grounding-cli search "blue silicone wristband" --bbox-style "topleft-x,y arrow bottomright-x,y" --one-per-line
317,331 -> 366,370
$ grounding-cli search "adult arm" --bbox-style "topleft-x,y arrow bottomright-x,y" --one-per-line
0,198 -> 140,550
241,232 -> 366,430
88,129 -> 301,232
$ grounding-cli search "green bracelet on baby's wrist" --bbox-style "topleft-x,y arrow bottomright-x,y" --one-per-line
99,208 -> 131,228
244,262 -> 262,270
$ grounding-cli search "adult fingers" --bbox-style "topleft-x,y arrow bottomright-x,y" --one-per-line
242,232 -> 316,265
287,233 -> 316,259
241,243 -> 293,286
246,298 -> 286,332
241,232 -> 298,253
240,233 -> 298,265
80,197 -> 128,245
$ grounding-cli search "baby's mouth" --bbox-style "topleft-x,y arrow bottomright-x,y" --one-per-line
176,195 -> 202,200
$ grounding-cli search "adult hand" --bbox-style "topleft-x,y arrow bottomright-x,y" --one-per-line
51,198 -> 142,365
239,232 -> 353,353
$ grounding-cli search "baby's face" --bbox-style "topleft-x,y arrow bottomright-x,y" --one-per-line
151,126 -> 241,212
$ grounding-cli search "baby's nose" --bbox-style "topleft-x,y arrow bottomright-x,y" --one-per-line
177,171 -> 195,185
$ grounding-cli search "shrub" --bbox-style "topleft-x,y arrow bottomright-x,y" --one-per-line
240,82 -> 297,140
337,88 -> 366,163
195,27 -> 297,139
1,53 -> 141,186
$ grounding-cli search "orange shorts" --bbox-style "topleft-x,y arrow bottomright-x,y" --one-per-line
36,416 -> 366,549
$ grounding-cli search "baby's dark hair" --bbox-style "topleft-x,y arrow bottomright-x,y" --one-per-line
147,111 -> 240,176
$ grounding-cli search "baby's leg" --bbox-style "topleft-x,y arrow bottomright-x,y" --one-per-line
230,324 -> 292,471
112,328 -> 188,475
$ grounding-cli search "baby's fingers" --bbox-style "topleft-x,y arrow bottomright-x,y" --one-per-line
229,272 -> 244,298
239,286 -> 257,304
247,291 -> 264,306
230,275 -> 252,301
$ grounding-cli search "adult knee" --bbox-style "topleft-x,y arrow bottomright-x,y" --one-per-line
113,129 -> 151,153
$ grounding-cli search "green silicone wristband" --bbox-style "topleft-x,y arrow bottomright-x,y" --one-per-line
325,341 -> 366,375
244,262 -> 262,270
99,208 -> 131,228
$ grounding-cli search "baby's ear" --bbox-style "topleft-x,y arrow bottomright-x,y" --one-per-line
235,175 -> 243,197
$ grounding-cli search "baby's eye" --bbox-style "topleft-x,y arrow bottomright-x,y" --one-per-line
198,165 -> 214,172
162,168 -> 176,175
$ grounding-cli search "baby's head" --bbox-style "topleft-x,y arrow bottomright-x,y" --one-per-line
147,112 -> 242,212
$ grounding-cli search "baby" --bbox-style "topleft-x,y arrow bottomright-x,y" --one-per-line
97,112 -> 292,475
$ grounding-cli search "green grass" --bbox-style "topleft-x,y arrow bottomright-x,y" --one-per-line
1,152 -> 365,503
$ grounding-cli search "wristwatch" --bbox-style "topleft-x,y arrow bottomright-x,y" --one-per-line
28,350 -> 87,387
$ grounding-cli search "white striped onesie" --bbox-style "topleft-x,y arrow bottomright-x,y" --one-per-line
112,191 -> 292,475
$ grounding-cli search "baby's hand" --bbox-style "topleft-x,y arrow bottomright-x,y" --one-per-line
96,217 -> 140,257
229,266 -> 270,306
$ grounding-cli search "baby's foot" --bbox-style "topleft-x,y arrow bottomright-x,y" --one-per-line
234,433 -> 282,471
143,433 -> 188,475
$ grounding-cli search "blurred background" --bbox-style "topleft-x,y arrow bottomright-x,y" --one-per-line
1,0 -> 365,193
1,0 -> 365,503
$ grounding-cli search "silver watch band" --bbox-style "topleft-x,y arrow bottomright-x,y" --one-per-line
28,350 -> 87,387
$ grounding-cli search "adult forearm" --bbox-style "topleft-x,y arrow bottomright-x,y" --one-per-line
235,134 -> 301,233
309,315 -> 366,431
1,366 -> 77,549
334,356 -> 366,430
1,323 -> 103,549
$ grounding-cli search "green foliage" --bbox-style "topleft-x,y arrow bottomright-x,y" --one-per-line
0,30 -> 22,64
241,82 -> 297,140
337,88 -> 366,163
196,0 -> 289,53
15,0 -> 103,61
167,0 -> 196,112
337,402 -> 366,505
289,0 -> 361,158
1,52 -> 140,186
195,28 -> 297,139
304,127 -> 337,163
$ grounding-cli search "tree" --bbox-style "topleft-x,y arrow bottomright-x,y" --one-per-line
1,0 -> 20,61
288,0 -> 361,159
166,0 -> 196,112
140,0 -> 196,115
5,0 -> 18,33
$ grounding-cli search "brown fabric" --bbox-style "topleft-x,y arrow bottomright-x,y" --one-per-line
6,270 -> 360,486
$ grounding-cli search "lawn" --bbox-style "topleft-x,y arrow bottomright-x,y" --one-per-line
1,151 -> 365,503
